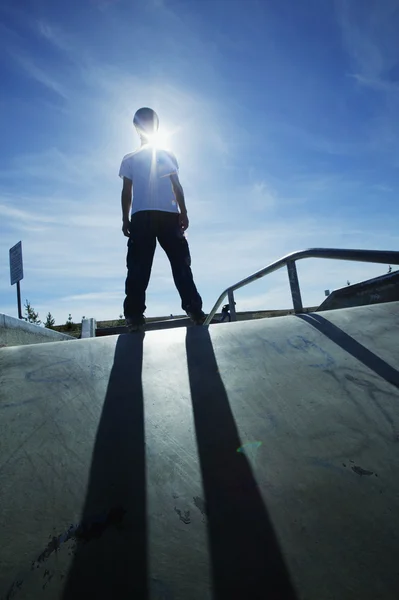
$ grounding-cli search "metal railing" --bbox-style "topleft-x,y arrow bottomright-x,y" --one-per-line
204,248 -> 399,326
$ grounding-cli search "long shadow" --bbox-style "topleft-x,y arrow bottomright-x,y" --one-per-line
185,327 -> 297,600
297,313 -> 399,389
62,333 -> 148,599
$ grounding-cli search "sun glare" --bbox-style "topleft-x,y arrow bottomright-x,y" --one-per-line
145,129 -> 170,149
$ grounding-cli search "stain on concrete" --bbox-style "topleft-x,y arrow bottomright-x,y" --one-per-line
2,578 -> 23,600
174,507 -> 191,524
2,507 -> 127,600
33,508 -> 125,567
0,397 -> 42,411
42,568 -> 54,590
308,457 -> 347,474
352,465 -> 374,476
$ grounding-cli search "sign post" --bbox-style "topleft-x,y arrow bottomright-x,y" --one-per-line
9,241 -> 24,319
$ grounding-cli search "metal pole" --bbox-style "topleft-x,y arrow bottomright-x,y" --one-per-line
17,281 -> 22,319
228,289 -> 237,321
286,260 -> 303,313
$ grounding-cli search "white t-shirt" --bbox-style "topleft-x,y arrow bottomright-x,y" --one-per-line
119,145 -> 180,215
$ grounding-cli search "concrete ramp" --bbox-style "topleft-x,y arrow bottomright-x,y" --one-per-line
0,314 -> 76,348
318,270 -> 399,312
1,302 -> 399,600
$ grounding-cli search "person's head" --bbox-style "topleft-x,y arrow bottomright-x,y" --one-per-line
133,107 -> 159,142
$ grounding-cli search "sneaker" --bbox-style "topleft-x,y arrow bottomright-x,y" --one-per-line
125,315 -> 146,332
186,309 -> 206,326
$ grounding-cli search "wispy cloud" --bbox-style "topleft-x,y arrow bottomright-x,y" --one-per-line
0,146 -> 119,187
332,0 -> 399,165
349,73 -> 399,93
60,291 -> 123,303
9,51 -> 69,99
250,181 -> 277,211
0,201 -> 58,223
34,19 -> 92,69
336,0 -> 399,90
36,20 -> 71,54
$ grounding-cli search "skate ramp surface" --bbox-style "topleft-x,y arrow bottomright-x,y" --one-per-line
0,313 -> 76,348
1,302 -> 399,600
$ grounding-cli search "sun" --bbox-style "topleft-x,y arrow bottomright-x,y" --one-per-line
145,128 -> 171,149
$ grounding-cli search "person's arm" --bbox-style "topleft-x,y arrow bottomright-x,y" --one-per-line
170,172 -> 189,231
121,177 -> 132,237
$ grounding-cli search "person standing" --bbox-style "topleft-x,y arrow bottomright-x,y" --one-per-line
119,107 -> 205,331
220,302 -> 236,322
220,304 -> 230,322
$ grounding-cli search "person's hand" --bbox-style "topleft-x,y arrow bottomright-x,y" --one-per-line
179,213 -> 189,232
122,220 -> 130,237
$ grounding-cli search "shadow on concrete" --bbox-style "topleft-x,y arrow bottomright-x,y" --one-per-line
297,313 -> 399,389
62,333 -> 148,599
185,327 -> 297,600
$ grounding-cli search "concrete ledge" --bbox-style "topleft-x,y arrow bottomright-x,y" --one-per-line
0,314 -> 77,348
95,316 -> 222,336
96,317 -> 193,336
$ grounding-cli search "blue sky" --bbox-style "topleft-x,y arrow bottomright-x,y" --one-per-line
1,0 -> 398,323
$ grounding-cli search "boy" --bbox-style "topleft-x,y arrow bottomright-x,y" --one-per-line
119,107 -> 205,332
220,302 -> 236,322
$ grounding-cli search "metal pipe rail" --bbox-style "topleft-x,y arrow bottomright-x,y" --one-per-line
204,248 -> 399,326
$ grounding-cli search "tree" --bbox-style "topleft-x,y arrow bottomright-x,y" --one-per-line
44,312 -> 55,329
66,313 -> 74,330
24,299 -> 41,324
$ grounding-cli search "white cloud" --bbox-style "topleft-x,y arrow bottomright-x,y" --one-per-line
0,200 -> 58,223
60,291 -> 123,303
250,181 -> 277,211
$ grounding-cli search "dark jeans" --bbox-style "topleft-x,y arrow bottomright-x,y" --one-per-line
124,210 -> 203,318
